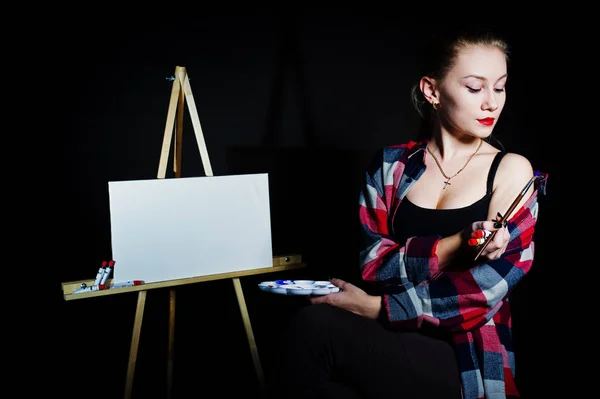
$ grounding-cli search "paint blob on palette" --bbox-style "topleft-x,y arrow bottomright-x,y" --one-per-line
258,280 -> 340,296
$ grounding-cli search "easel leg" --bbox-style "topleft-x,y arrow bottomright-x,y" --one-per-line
232,277 -> 266,396
124,290 -> 147,399
167,289 -> 176,398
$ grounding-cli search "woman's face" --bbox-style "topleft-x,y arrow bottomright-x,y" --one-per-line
438,45 -> 507,139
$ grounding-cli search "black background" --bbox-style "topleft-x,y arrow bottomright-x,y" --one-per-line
23,8 -> 570,398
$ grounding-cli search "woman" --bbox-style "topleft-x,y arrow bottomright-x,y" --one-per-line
280,29 -> 547,399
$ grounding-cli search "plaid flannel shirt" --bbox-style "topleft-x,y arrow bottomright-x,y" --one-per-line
358,140 -> 545,399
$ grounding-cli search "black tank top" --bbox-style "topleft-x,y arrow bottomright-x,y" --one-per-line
393,151 -> 506,243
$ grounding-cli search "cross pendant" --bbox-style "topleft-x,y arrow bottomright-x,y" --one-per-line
443,179 -> 451,189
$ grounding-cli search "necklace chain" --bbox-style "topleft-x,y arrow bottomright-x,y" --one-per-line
426,139 -> 483,189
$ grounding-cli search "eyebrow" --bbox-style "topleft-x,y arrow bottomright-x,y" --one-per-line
461,73 -> 508,82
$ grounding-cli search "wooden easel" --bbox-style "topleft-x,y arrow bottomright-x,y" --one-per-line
159,64 -> 205,399
153,65 -> 283,397
157,66 -> 213,179
61,66 -> 305,399
61,256 -> 304,397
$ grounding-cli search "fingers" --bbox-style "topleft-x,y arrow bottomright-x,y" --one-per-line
491,212 -> 508,229
480,220 -> 502,232
471,221 -> 486,232
309,278 -> 347,305
470,228 -> 509,262
500,226 -> 510,244
309,294 -> 329,305
487,229 -> 509,259
468,222 -> 509,250
469,214 -> 511,261
472,220 -> 501,234
329,278 -> 347,289
468,228 -> 492,246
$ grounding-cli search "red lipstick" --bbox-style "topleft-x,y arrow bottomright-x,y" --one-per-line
478,118 -> 495,126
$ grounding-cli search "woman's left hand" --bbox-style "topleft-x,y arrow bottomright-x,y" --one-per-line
309,278 -> 382,320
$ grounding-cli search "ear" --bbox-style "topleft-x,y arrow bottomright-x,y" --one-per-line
419,76 -> 439,105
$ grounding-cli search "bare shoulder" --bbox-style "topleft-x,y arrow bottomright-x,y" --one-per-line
489,152 -> 534,220
496,152 -> 534,188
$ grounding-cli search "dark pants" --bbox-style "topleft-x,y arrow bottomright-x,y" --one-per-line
276,303 -> 462,399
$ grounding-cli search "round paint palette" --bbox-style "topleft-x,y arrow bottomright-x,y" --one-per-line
258,279 -> 340,296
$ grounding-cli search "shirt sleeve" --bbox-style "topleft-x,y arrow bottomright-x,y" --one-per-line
359,146 -> 443,286
384,196 -> 538,332
358,147 -> 545,333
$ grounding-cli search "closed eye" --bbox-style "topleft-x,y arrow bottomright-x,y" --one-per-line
466,86 -> 506,94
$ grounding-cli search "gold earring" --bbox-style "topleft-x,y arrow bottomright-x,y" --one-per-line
432,101 -> 439,110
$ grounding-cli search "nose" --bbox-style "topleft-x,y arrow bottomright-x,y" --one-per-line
482,91 -> 499,111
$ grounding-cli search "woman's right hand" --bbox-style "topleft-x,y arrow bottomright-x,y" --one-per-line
466,220 -> 510,262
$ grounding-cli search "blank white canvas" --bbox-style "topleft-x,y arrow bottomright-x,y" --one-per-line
108,173 -> 273,284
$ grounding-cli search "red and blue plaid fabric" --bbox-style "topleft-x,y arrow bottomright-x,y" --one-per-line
358,140 -> 546,399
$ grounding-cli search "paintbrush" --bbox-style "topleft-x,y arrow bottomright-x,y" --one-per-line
474,170 -> 548,261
